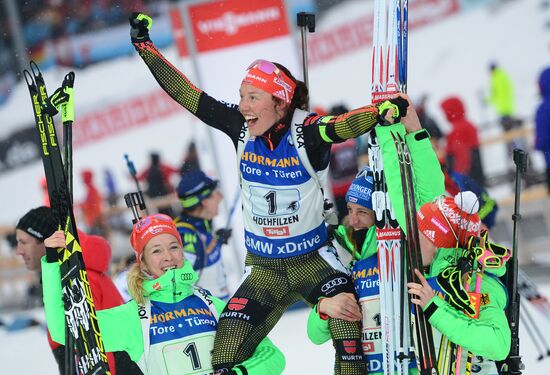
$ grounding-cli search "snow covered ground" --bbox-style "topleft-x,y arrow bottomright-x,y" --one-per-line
2,283 -> 550,374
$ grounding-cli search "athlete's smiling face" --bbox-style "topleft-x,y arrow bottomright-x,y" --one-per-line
142,233 -> 184,278
347,202 -> 375,231
239,84 -> 287,137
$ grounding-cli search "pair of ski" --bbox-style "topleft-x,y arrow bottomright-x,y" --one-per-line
370,0 -> 437,374
24,61 -> 110,374
368,128 -> 438,375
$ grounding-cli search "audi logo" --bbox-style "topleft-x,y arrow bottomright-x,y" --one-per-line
321,277 -> 348,292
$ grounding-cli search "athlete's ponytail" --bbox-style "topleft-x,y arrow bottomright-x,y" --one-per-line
274,63 -> 309,112
127,263 -> 147,305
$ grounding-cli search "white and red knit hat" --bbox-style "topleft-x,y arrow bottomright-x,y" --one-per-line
417,191 -> 481,248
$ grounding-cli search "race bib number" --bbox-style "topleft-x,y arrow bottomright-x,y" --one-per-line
360,296 -> 382,355
162,335 -> 214,375
250,186 -> 300,217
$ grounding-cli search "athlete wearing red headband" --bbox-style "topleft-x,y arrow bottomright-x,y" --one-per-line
130,12 -> 407,375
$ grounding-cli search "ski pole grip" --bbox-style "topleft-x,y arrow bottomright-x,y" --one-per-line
513,149 -> 528,174
297,12 -> 315,32
63,72 -> 75,89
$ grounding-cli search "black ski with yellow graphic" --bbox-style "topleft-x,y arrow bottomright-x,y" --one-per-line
24,61 -> 110,375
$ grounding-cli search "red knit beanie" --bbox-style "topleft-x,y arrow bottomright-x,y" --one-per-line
417,191 -> 481,248
130,214 -> 182,263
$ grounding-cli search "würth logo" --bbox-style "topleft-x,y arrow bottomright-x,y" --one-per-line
343,340 -> 358,354
228,297 -> 248,311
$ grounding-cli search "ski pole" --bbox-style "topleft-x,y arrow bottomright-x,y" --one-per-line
43,71 -> 76,198
61,72 -> 75,198
499,148 -> 528,374
224,187 -> 241,229
296,12 -> 315,111
124,154 -> 149,215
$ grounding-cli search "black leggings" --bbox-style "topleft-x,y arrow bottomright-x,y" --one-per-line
212,246 -> 365,374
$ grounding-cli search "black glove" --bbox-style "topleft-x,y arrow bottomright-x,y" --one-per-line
377,96 -> 408,125
45,246 -> 59,263
215,228 -> 232,245
129,12 -> 152,43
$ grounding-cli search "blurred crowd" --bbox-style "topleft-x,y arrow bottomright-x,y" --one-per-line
14,0 -> 170,47
0,0 -> 171,77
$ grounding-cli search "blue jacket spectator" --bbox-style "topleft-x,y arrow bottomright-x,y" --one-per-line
535,67 -> 550,192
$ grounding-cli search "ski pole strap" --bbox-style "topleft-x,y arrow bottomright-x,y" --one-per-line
60,72 -> 75,123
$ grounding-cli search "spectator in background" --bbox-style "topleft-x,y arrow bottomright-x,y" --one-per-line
80,169 -> 107,236
15,206 -> 57,307
420,119 -> 498,230
175,170 -> 231,300
440,158 -> 498,230
488,62 -> 517,131
327,104 -> 359,221
40,176 -> 50,206
535,66 -> 550,193
180,141 -> 201,175
103,168 -> 118,207
137,151 -> 179,216
15,207 -> 63,371
440,96 -> 486,187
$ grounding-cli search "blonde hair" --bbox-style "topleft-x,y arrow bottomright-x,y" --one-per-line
127,262 -> 148,305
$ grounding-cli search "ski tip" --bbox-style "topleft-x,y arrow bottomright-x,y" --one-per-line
23,70 -> 34,86
29,60 -> 41,76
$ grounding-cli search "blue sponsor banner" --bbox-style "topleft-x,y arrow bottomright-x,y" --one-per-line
353,255 -> 379,299
149,295 -> 216,345
244,223 -> 327,258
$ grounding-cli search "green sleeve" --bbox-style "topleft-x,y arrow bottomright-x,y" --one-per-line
209,297 -> 286,375
375,124 -> 445,233
424,276 -> 511,360
41,257 -> 145,362
96,301 -> 144,362
306,304 -> 331,345
41,257 -> 66,345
